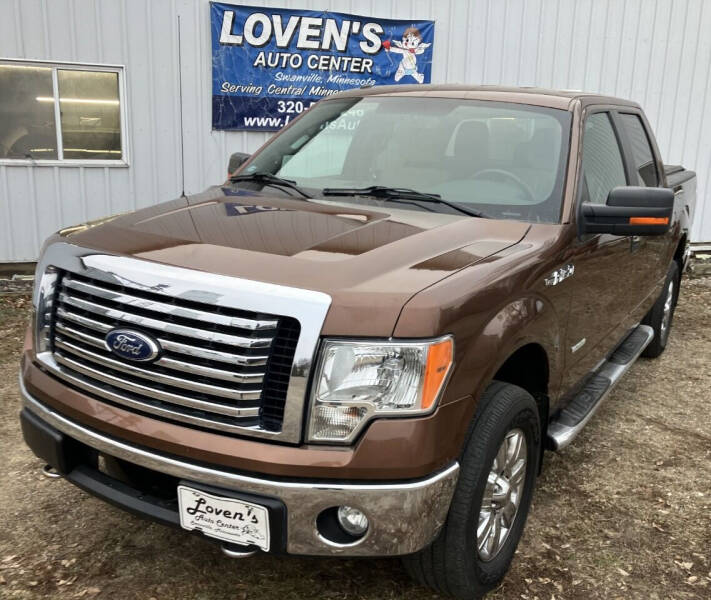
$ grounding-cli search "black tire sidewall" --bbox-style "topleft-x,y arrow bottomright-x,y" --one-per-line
661,262 -> 680,347
643,261 -> 679,357
446,383 -> 541,596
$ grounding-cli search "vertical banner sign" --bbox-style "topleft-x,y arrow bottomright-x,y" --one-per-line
210,2 -> 435,131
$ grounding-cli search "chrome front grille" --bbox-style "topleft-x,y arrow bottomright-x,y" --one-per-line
46,270 -> 300,436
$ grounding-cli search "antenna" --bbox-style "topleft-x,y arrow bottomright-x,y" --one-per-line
177,15 -> 186,198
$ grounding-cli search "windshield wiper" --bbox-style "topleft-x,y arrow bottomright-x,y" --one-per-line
322,185 -> 488,218
230,172 -> 312,199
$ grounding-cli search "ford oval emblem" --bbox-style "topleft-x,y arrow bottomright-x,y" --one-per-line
104,329 -> 161,362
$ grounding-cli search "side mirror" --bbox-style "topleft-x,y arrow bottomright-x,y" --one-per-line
580,186 -> 674,236
227,152 -> 251,177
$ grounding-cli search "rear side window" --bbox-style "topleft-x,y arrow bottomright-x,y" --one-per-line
618,113 -> 659,187
581,113 -> 627,205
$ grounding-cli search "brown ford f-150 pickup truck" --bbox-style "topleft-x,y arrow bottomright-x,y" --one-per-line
19,86 -> 695,599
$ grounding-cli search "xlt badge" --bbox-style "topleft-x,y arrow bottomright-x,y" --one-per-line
545,264 -> 575,287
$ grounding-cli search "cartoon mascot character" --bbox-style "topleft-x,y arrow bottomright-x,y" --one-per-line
383,26 -> 431,84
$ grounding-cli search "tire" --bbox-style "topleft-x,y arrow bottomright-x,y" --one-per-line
642,261 -> 680,359
402,381 -> 541,600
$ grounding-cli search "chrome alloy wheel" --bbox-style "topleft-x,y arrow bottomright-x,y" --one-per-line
477,428 -> 527,561
661,278 -> 675,339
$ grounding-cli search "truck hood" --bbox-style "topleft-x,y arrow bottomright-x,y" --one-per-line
67,186 -> 530,336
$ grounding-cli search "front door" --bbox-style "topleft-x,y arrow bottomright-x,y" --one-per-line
563,110 -> 638,392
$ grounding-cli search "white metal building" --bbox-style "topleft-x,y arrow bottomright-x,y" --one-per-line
1,0 -> 710,262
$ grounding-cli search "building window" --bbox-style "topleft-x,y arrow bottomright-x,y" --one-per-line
0,60 -> 126,165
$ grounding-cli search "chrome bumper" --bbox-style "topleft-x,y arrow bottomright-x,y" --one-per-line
20,377 -> 459,556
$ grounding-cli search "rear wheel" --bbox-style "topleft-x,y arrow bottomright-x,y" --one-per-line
402,381 -> 541,599
642,262 -> 679,358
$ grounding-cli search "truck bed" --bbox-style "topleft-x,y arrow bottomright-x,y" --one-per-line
664,164 -> 696,242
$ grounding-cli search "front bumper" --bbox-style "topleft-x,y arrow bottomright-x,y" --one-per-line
20,376 -> 459,556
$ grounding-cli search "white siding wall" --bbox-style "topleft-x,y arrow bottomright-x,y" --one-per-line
1,0 -> 710,261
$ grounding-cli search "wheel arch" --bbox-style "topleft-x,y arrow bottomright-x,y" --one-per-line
493,342 -> 550,399
452,295 -> 562,457
673,233 -> 687,275
493,342 -> 550,429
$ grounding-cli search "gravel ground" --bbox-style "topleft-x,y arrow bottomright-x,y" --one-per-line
0,278 -> 709,600
0,278 -> 33,297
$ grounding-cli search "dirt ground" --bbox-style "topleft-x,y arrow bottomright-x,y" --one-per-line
0,278 -> 709,600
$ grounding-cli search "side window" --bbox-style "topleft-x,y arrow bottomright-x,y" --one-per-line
581,113 -> 627,205
618,113 -> 659,187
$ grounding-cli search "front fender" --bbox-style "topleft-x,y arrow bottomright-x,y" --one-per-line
393,227 -> 571,453
456,294 -> 563,410
400,292 -> 564,466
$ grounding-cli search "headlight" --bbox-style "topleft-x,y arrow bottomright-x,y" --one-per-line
306,336 -> 454,443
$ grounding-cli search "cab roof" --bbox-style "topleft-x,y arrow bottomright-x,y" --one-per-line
330,84 -> 640,111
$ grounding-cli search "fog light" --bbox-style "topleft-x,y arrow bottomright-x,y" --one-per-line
337,506 -> 368,536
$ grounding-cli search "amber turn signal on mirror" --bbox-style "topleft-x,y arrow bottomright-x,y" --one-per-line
629,217 -> 670,225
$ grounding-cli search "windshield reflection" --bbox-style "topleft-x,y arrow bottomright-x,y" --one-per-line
242,96 -> 571,223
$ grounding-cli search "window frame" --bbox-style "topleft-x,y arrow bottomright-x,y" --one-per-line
579,108 -> 632,205
614,109 -> 661,188
0,57 -> 129,167
574,106 -> 634,240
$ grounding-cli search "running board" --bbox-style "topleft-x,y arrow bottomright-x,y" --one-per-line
547,324 -> 654,450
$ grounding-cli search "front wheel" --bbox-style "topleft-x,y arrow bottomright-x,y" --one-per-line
402,381 -> 541,599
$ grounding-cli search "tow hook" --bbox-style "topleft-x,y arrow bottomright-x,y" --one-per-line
221,543 -> 258,558
42,464 -> 62,479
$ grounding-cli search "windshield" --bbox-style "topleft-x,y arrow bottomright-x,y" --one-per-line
243,96 -> 571,223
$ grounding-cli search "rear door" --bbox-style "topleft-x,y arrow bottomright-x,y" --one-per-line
614,110 -> 669,311
563,110 -> 638,392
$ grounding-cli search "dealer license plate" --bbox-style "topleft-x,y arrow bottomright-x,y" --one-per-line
177,485 -> 270,551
